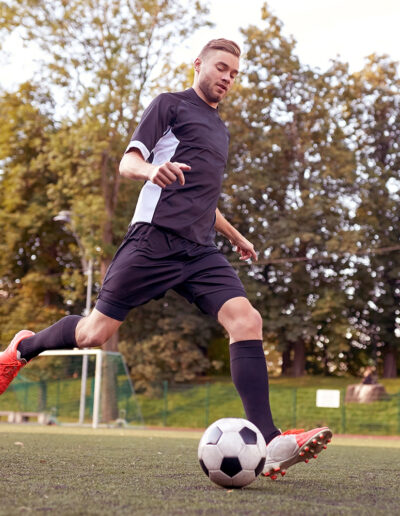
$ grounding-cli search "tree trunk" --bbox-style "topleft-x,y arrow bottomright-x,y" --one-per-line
383,346 -> 397,378
99,225 -> 119,421
100,253 -> 113,281
101,332 -> 120,422
323,345 -> 330,376
292,340 -> 306,377
281,343 -> 292,376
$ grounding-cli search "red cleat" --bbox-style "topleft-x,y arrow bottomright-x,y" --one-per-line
0,330 -> 34,394
262,427 -> 333,480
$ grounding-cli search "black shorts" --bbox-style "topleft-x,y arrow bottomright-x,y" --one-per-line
96,223 -> 247,321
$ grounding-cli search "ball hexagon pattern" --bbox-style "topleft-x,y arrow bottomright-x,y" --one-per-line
198,418 -> 267,488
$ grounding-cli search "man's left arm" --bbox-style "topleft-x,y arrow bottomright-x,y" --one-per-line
215,208 -> 257,261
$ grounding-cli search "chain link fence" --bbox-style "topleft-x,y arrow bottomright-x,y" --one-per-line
138,382 -> 400,436
1,373 -> 399,435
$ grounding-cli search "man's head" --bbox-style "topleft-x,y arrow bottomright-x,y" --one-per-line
193,38 -> 241,108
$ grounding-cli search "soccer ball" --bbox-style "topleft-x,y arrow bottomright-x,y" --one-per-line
198,418 -> 267,488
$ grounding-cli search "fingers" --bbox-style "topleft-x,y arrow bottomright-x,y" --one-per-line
150,162 -> 190,188
249,248 -> 258,261
152,167 -> 178,188
175,162 -> 191,185
237,246 -> 258,262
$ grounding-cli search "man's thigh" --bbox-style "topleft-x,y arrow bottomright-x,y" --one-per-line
96,224 -> 183,320
175,251 -> 247,319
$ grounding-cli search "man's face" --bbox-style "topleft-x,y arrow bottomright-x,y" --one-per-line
195,50 -> 239,106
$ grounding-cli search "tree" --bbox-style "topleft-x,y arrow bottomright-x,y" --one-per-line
0,0 -> 211,328
348,55 -> 400,377
0,83 -> 76,404
219,5 -> 357,376
0,83 -> 69,340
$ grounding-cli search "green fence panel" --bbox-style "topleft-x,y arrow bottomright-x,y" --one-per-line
1,375 -> 399,436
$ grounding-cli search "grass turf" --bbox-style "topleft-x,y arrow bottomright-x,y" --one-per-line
0,425 -> 399,515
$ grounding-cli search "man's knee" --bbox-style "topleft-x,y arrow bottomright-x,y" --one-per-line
233,307 -> 263,334
74,309 -> 122,348
76,329 -> 105,348
221,303 -> 263,339
75,319 -> 106,348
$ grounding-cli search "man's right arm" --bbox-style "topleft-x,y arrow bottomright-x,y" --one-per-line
119,149 -> 190,188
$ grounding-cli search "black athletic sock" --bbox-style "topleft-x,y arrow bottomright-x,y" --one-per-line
229,339 -> 281,444
18,315 -> 82,361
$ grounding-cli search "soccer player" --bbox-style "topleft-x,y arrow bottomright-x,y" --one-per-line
0,39 -> 331,478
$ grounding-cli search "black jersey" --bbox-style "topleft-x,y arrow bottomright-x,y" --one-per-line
125,88 -> 230,246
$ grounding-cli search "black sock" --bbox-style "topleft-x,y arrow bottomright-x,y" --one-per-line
18,315 -> 82,361
230,339 -> 280,444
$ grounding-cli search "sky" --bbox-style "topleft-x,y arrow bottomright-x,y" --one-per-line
1,0 -> 399,90
184,0 -> 400,71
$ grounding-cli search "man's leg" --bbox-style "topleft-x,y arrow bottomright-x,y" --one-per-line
217,296 -> 280,444
0,309 -> 122,394
218,296 -> 332,480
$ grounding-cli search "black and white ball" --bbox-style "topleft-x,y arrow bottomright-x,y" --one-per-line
198,418 -> 267,488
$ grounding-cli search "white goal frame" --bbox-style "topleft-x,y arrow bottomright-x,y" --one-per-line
39,349 -> 137,429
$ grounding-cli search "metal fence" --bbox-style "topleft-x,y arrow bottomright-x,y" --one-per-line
1,375 -> 399,435
139,382 -> 400,436
0,353 -> 144,427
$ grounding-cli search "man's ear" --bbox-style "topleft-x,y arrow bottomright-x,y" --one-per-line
194,57 -> 202,73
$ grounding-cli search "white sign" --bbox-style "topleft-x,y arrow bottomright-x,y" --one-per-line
316,389 -> 341,408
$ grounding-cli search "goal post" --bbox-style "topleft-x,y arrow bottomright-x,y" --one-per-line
1,349 -> 144,429
40,349 -> 107,428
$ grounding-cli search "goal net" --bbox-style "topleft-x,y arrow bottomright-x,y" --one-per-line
0,349 -> 144,428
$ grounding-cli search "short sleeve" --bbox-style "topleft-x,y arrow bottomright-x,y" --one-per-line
125,94 -> 176,160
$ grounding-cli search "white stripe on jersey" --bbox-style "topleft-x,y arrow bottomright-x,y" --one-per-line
130,128 -> 180,225
125,140 -> 150,160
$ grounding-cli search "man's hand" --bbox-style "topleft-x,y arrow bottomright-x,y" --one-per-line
214,208 -> 257,262
231,236 -> 258,261
119,149 -> 190,186
149,162 -> 191,188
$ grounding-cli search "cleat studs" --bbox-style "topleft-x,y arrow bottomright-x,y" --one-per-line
281,470 -> 286,476
270,475 -> 278,480
264,472 -> 270,477
327,439 -> 331,443
299,451 -> 305,457
319,434 -> 324,439
304,446 -> 310,452
305,459 -> 309,463
312,439 -> 317,444
313,454 -> 318,459
323,445 -> 327,449
274,467 -> 280,472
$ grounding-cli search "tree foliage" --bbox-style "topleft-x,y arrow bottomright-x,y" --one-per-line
217,5 -> 399,377
347,55 -> 400,377
1,2 -> 399,383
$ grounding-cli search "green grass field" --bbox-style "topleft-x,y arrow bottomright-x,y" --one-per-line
1,425 -> 399,515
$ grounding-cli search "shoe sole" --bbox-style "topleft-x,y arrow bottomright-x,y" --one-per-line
263,428 -> 333,480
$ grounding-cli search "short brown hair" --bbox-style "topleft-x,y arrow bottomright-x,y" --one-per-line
199,38 -> 241,59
